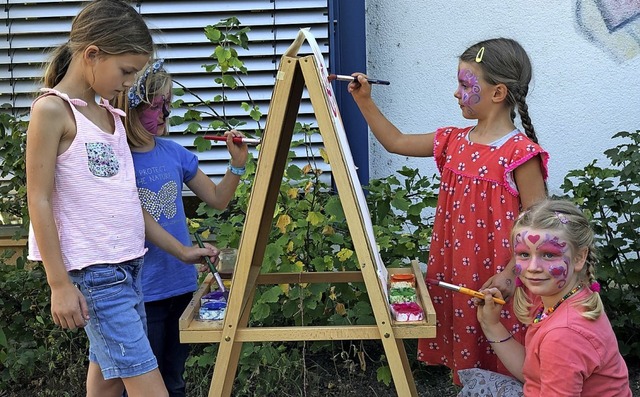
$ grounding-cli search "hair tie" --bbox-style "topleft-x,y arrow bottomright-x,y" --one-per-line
128,58 -> 165,109
515,277 -> 524,288
589,281 -> 601,293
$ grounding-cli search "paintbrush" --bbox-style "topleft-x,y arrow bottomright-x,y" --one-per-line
203,135 -> 261,145
328,74 -> 390,86
193,232 -> 227,297
426,278 -> 506,305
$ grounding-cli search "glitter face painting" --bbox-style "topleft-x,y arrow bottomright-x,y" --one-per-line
513,230 -> 572,289
456,68 -> 482,109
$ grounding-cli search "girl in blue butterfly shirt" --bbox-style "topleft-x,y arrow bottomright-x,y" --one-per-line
113,59 -> 249,397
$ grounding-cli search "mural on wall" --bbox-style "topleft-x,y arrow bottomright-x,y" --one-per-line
576,0 -> 640,61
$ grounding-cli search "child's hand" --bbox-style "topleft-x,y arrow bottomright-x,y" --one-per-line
476,287 -> 504,328
50,282 -> 89,330
224,130 -> 249,168
481,271 -> 516,301
182,243 -> 219,266
347,73 -> 372,102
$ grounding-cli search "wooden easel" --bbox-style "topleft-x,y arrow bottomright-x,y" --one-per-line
179,30 -> 436,397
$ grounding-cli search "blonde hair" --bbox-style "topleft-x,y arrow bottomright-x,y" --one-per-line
511,199 -> 603,324
112,60 -> 173,148
43,0 -> 153,88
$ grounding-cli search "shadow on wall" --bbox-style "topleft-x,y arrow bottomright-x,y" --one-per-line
575,0 -> 640,62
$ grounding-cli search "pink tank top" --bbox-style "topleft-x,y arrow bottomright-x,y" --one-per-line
28,89 -> 146,271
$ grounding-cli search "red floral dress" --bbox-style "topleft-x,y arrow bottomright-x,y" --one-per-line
416,126 -> 548,384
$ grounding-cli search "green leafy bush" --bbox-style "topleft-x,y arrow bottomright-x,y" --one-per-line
0,110 -> 29,238
0,261 -> 88,396
561,130 -> 640,358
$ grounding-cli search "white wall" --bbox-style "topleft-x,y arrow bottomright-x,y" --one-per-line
364,0 -> 640,195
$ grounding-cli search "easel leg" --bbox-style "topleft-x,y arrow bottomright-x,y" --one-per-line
208,273 -> 258,396
383,338 -> 418,396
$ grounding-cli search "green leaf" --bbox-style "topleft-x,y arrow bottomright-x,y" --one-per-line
260,286 -> 282,304
376,365 -> 392,386
251,302 -> 270,321
204,27 -> 222,43
0,327 -> 7,348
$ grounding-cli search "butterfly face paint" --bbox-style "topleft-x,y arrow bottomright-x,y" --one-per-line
456,68 -> 482,110
513,229 -> 572,289
139,95 -> 171,136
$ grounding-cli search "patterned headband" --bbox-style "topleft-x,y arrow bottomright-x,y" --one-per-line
128,58 -> 165,109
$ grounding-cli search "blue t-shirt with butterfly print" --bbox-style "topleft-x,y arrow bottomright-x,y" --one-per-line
131,138 -> 199,302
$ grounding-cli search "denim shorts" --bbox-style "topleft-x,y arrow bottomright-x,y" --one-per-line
69,257 -> 157,379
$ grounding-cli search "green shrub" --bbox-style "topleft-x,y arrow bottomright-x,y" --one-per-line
561,130 -> 640,359
0,110 -> 29,237
0,261 -> 88,396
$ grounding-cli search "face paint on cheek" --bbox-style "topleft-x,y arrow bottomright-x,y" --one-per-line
457,69 -> 481,107
548,264 -> 567,278
139,107 -> 163,135
514,263 -> 523,276
548,263 -> 568,289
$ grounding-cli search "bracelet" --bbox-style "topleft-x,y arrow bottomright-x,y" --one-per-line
487,334 -> 513,344
228,162 -> 246,176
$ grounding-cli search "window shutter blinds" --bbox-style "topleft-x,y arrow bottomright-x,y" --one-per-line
2,0 -> 330,183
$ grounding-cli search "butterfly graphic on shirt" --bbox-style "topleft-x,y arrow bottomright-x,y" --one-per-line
138,181 -> 178,221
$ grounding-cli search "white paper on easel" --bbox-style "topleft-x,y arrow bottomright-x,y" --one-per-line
286,28 -> 390,302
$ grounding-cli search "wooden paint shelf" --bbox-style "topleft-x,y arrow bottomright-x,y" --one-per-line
179,260 -> 436,344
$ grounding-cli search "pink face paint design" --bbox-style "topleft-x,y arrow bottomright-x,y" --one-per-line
457,69 -> 482,108
513,230 -> 574,290
139,95 -> 170,136
534,234 -> 571,289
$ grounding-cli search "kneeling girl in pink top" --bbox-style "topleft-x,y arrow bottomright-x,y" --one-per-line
476,199 -> 631,396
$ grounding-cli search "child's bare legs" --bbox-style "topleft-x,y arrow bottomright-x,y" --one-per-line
87,362 -> 168,397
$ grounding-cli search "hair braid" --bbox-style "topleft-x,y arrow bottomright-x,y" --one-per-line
512,90 -> 538,144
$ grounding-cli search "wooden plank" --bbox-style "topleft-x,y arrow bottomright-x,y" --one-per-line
181,324 -> 436,343
208,55 -> 307,397
255,271 -> 364,284
411,260 -> 437,326
178,273 -> 213,332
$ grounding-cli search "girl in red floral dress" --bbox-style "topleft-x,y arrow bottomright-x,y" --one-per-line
348,38 -> 548,384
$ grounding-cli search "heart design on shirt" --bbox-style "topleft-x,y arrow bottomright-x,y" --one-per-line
527,234 -> 541,244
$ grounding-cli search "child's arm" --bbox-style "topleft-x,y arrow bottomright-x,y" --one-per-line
142,210 -> 219,264
513,156 -> 547,209
188,130 -> 248,210
481,155 -> 547,299
347,74 -> 436,157
26,97 -> 90,330
476,288 -> 526,382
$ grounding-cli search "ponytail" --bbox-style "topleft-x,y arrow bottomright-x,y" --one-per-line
43,42 -> 72,88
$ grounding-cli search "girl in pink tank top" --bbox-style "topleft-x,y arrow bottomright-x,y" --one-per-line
25,2 -> 217,396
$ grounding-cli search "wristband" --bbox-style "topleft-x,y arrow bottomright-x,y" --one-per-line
228,162 -> 246,176
486,334 -> 513,344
